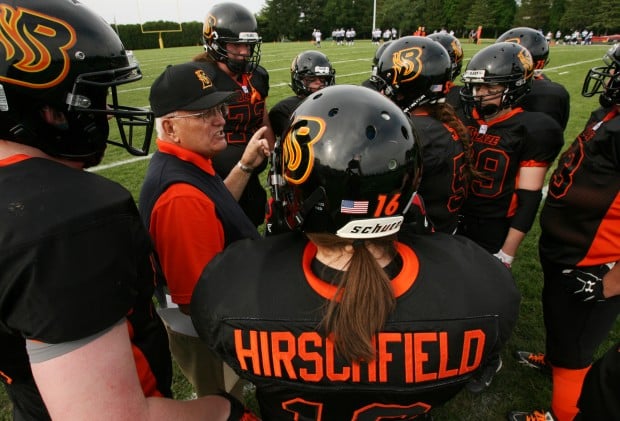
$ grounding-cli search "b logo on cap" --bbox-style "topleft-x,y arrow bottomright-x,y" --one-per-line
194,70 -> 213,90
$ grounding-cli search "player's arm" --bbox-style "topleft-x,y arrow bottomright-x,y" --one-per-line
261,106 -> 276,150
603,262 -> 620,298
30,322 -> 235,420
499,166 -> 547,258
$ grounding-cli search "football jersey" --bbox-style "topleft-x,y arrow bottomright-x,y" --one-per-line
192,229 -> 520,420
0,157 -> 172,407
520,75 -> 571,131
269,95 -> 303,140
460,108 -> 564,219
411,113 -> 468,233
201,62 -> 271,226
540,107 -> 620,266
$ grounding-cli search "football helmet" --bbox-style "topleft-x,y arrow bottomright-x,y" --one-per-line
427,32 -> 464,81
460,42 -> 534,118
290,51 -> 336,97
374,36 -> 452,111
202,2 -> 262,74
279,85 -> 422,238
496,27 -> 550,70
582,43 -> 620,107
0,0 -> 153,167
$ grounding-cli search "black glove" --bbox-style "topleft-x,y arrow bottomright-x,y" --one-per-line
562,264 -> 611,302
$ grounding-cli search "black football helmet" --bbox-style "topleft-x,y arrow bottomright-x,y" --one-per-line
496,27 -> 550,70
290,51 -> 336,97
0,0 -> 153,167
202,2 -> 262,74
460,42 -> 534,118
427,32 -> 464,81
373,36 -> 452,111
582,43 -> 620,107
280,85 -> 422,238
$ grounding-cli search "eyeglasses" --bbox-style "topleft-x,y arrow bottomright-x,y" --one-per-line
169,104 -> 229,121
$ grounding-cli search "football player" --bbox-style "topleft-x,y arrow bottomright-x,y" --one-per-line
427,32 -> 465,108
266,51 -> 335,235
509,43 -> 620,421
0,0 -> 254,419
373,36 -> 474,234
194,2 -> 275,227
456,42 -> 564,392
191,85 -> 520,420
496,27 -> 571,130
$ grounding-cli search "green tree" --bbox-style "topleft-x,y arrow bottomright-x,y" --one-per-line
465,0 -> 498,37
560,0 -> 600,32
548,0 -> 567,32
515,0 -> 552,30
592,0 -> 620,34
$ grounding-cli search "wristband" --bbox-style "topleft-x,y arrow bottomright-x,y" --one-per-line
237,161 -> 254,174
493,249 -> 514,267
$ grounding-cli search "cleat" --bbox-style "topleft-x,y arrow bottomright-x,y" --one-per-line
515,351 -> 550,373
507,410 -> 555,421
466,355 -> 502,393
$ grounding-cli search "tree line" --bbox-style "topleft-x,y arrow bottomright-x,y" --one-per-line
114,0 -> 619,50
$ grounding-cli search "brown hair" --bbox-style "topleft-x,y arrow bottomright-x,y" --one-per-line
306,232 -> 397,362
192,51 -> 214,63
420,102 -> 477,184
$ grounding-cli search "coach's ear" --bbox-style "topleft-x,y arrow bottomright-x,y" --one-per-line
160,117 -> 180,143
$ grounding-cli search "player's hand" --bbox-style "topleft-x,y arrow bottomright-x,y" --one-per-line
493,249 -> 514,269
562,265 -> 610,302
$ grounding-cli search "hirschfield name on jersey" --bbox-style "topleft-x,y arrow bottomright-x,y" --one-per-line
231,323 -> 493,385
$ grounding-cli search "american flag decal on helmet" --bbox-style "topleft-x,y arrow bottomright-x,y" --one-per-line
341,200 -> 369,214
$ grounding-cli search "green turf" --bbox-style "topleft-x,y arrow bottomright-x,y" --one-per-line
1,39 -> 618,421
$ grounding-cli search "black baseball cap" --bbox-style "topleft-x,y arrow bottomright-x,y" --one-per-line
149,61 -> 236,117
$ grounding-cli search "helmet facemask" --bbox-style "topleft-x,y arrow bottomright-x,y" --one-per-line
582,46 -> 620,107
206,37 -> 262,74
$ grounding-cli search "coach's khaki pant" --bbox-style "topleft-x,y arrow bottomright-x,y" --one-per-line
165,325 -> 247,399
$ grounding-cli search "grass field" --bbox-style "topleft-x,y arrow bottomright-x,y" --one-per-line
1,39 -> 619,420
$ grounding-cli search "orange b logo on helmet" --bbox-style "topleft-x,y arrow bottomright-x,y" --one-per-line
517,48 -> 534,80
203,14 -> 217,40
391,47 -> 423,84
0,5 -> 75,89
283,116 -> 325,185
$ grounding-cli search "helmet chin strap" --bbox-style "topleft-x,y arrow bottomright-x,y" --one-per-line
293,186 -> 327,228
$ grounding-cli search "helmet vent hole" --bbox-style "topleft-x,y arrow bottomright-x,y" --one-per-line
366,125 -> 376,140
328,107 -> 339,117
401,126 -> 409,139
380,111 -> 390,120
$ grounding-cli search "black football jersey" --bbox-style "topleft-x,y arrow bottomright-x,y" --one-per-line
206,63 -> 270,177
412,114 -> 468,233
540,107 -> 620,266
0,157 -> 172,404
200,62 -> 271,225
192,229 -> 520,420
461,108 -> 564,219
269,95 -> 303,140
520,76 -> 571,131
